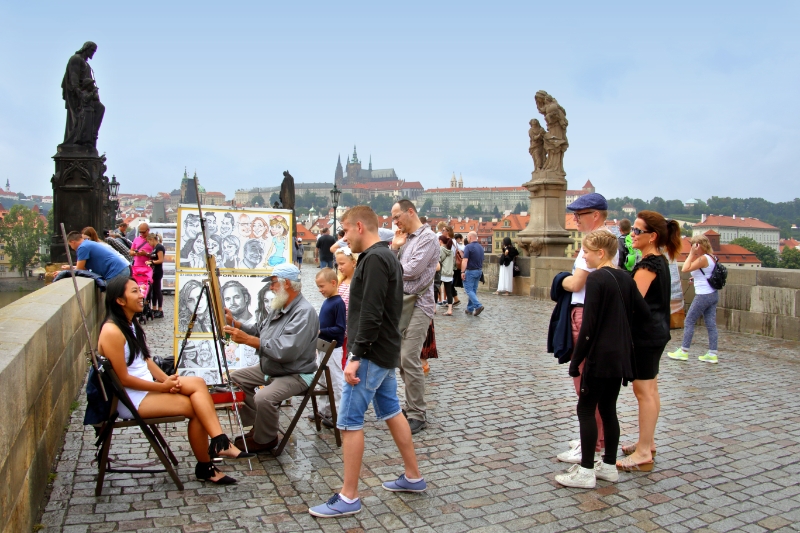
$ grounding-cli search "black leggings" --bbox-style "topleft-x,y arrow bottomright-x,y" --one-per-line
442,280 -> 454,304
577,376 -> 622,468
149,271 -> 164,309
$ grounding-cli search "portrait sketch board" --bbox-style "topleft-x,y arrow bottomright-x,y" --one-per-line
174,272 -> 272,336
176,205 -> 293,275
174,338 -> 260,385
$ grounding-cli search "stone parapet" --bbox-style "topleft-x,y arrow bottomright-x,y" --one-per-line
0,277 -> 101,533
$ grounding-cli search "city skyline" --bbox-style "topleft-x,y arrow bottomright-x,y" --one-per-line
1,2 -> 798,202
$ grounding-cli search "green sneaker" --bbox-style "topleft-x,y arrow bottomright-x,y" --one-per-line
698,353 -> 718,364
668,348 -> 688,361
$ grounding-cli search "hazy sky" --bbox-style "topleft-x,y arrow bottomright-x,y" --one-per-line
1,1 -> 798,202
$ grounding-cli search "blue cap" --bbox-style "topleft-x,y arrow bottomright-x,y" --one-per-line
263,263 -> 301,282
567,192 -> 608,211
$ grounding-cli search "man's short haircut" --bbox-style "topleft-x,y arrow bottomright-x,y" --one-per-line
419,216 -> 427,224
598,210 -> 609,220
396,199 -> 417,214
184,213 -> 199,226
316,267 -> 338,284
619,219 -> 631,232
320,227 -> 329,234
341,206 -> 379,231
67,231 -> 83,243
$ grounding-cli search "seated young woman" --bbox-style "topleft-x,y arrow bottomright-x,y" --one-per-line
98,276 -> 255,485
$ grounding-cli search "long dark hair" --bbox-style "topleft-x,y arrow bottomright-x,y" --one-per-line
502,236 -> 514,247
439,234 -> 453,250
256,283 -> 271,323
104,276 -> 150,365
637,210 -> 682,260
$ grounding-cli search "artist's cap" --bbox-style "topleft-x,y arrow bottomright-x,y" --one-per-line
263,263 -> 301,282
297,237 -> 303,242
567,193 -> 608,211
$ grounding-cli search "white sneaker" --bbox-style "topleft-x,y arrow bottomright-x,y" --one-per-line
594,460 -> 619,482
555,464 -> 596,488
557,442 -> 602,464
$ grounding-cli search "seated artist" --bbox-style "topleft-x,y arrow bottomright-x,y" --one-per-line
224,263 -> 319,453
98,276 -> 255,485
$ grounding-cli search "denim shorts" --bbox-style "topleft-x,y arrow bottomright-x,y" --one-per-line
336,359 -> 402,430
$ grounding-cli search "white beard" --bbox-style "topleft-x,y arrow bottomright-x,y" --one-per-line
270,284 -> 289,310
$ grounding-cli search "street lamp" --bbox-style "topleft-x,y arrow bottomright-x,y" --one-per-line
109,174 -> 120,197
330,183 -> 341,234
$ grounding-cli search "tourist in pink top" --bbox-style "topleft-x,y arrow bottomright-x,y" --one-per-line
131,223 -> 154,268
334,247 -> 357,368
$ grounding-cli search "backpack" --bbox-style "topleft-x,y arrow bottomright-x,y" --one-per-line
622,234 -> 641,272
700,256 -> 727,290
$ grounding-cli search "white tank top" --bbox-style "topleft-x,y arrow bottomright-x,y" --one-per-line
120,325 -> 154,416
692,254 -> 716,295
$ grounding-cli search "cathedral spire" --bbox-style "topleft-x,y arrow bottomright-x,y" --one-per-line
369,154 -> 372,171
352,145 -> 359,163
335,153 -> 344,185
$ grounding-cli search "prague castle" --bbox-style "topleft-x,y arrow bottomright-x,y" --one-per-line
336,146 -> 399,186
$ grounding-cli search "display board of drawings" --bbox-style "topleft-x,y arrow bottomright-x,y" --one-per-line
174,204 -> 293,385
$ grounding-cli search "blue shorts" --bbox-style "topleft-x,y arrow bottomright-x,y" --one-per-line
337,359 -> 401,430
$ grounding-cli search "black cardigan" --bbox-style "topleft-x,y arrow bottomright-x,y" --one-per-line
569,267 -> 650,383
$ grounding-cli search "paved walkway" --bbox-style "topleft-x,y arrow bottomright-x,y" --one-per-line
40,266 -> 800,532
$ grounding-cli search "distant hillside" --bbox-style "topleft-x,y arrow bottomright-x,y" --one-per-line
0,198 -> 51,214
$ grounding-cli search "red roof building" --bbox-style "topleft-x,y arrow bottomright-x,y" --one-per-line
693,214 -> 780,252
780,238 -> 799,253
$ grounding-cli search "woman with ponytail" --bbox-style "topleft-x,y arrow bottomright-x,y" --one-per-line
617,211 -> 681,472
98,276 -> 254,485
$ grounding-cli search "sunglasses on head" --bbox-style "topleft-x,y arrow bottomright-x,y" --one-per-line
631,227 -> 652,236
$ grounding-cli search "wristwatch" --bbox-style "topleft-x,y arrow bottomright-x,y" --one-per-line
347,352 -> 361,362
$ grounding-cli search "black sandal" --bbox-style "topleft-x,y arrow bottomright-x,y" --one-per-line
195,462 -> 237,485
209,434 -> 256,461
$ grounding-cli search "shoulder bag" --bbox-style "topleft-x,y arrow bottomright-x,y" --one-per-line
399,277 -> 434,334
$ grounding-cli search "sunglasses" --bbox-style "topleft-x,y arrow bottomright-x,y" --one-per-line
573,210 -> 596,218
631,227 -> 652,236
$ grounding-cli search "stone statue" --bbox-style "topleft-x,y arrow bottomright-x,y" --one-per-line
61,41 -> 105,150
280,170 -> 295,210
534,90 -> 568,175
528,119 -> 545,170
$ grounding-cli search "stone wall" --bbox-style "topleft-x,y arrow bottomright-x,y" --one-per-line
0,278 -> 101,533
515,255 -> 800,341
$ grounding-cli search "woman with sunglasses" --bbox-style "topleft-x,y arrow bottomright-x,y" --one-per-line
617,211 -> 682,472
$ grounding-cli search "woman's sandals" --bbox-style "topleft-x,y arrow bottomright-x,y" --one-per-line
621,443 -> 656,457
208,434 -> 256,461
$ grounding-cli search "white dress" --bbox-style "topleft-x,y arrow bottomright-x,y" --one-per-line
117,333 -> 154,420
497,261 -> 514,292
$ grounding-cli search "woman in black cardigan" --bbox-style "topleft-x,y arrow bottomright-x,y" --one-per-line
555,230 -> 650,488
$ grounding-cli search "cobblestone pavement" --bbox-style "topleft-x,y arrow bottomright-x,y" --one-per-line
40,266 -> 800,532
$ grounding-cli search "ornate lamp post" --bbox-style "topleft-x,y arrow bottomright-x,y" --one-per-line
330,183 -> 341,234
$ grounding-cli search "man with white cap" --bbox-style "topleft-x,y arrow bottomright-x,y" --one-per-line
224,263 -> 319,453
559,192 -> 618,465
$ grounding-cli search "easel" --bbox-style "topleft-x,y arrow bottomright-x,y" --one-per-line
173,177 -> 252,469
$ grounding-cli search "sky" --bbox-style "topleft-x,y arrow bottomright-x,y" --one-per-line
1,1 -> 798,203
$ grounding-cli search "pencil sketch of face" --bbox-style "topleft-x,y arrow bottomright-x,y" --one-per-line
182,370 -> 197,377
242,346 -> 258,366
206,235 -> 221,257
204,213 -> 218,235
242,239 -> 264,268
220,213 -> 235,237
238,214 -> 252,238
222,280 -> 252,321
251,217 -> 267,239
180,347 -> 199,368
184,214 -> 201,240
197,341 -> 214,367
203,370 -> 220,384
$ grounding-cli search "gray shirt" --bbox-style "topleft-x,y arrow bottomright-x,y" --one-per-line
241,293 -> 319,377
397,224 -> 440,319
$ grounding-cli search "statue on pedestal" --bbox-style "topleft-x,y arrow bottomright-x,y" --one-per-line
61,41 -> 105,152
516,90 -> 573,258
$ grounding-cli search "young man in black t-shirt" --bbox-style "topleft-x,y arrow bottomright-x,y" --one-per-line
309,206 -> 426,519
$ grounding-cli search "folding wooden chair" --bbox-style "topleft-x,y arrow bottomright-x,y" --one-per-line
92,361 -> 186,495
273,338 -> 341,456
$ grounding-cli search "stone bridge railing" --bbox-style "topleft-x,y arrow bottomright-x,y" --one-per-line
480,255 -> 799,342
0,278 -> 102,533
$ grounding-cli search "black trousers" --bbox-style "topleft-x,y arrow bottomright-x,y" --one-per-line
577,376 -> 622,468
149,271 -> 164,309
442,280 -> 454,304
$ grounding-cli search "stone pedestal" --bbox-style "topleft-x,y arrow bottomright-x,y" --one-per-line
50,145 -> 110,262
515,169 -> 573,257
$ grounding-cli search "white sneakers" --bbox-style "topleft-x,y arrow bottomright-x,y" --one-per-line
555,464 -> 596,488
557,441 -> 601,464
555,461 -> 618,488
594,460 -> 619,482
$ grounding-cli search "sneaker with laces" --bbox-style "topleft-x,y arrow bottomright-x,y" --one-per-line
308,494 -> 362,518
557,442 -> 601,464
382,474 -> 428,492
668,347 -> 689,361
698,353 -> 718,363
594,460 -> 619,482
555,464 -> 596,488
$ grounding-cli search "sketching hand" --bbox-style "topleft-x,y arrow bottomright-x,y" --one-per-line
223,325 -> 250,344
